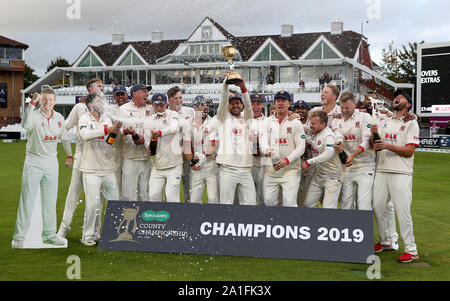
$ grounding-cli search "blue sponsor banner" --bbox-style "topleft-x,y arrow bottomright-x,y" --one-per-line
98,201 -> 374,264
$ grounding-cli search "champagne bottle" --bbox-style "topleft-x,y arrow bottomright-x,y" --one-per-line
189,156 -> 199,167
373,131 -> 382,152
150,137 -> 157,156
106,133 -> 117,145
339,150 -> 349,164
253,136 -> 260,157
132,133 -> 140,142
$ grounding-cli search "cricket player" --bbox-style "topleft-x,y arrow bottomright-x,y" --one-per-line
144,93 -> 182,202
119,84 -> 153,202
57,78 -> 105,238
110,84 -> 129,198
12,89 -> 72,248
215,72 -> 256,205
260,91 -> 306,207
371,89 -> 419,263
56,98 -> 88,238
292,100 -> 313,206
309,84 -> 341,128
249,93 -> 268,205
184,95 -> 219,204
332,91 -> 376,210
302,110 -> 343,209
79,93 -> 121,246
167,86 -> 194,202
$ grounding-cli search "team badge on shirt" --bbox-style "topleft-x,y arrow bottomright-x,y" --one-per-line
286,127 -> 292,134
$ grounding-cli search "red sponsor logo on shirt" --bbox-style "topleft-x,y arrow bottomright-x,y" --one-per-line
275,138 -> 287,144
44,136 -> 58,141
344,135 -> 356,141
385,133 -> 397,140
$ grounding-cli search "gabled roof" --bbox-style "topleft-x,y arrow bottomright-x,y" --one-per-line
231,31 -> 362,61
0,35 -> 28,49
76,17 -> 363,66
89,39 -> 184,66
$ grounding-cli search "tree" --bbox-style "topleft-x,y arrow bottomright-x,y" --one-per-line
46,56 -> 70,73
24,64 -> 39,88
380,40 -> 424,84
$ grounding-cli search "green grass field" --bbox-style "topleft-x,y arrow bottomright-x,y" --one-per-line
1,141 -> 449,281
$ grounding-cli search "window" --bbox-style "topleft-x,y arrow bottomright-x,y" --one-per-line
187,44 -> 221,55
249,68 -> 261,83
305,41 -> 340,60
0,47 -> 23,60
279,67 -> 294,82
79,51 -> 102,67
155,70 -> 181,84
118,50 -> 145,66
254,43 -> 286,61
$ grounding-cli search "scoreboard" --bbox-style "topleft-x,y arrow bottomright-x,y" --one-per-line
417,41 -> 450,116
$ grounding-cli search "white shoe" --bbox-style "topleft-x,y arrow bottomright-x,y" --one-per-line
94,233 -> 101,242
57,225 -> 70,238
80,239 -> 96,247
11,240 -> 24,249
391,241 -> 399,251
43,235 -> 66,246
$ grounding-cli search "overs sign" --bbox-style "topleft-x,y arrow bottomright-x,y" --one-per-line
99,201 -> 374,264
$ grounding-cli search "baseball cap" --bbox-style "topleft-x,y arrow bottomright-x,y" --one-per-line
394,89 -> 412,104
228,92 -> 242,102
274,91 -> 291,101
151,93 -> 168,104
130,83 -> 147,95
250,93 -> 263,102
193,95 -> 207,107
112,84 -> 127,95
293,100 -> 311,110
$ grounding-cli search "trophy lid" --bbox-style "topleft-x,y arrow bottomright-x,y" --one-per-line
222,45 -> 236,61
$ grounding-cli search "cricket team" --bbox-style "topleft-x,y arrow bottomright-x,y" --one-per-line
11,71 -> 420,263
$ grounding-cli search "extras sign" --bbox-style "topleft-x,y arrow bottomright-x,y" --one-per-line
99,201 -> 373,264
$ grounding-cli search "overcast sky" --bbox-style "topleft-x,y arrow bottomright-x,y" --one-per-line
2,0 -> 450,76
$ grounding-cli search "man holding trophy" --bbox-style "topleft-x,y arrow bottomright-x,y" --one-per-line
215,46 -> 256,205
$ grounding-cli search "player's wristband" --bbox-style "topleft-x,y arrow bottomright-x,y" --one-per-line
158,130 -> 162,137
30,101 -> 36,106
67,156 -> 73,159
241,88 -> 248,94
305,160 -> 310,167
285,158 -> 290,165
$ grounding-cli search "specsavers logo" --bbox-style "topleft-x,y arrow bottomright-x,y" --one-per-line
142,211 -> 170,222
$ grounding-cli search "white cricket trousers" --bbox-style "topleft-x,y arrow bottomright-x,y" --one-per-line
298,171 -> 313,207
189,161 -> 219,204
303,176 -> 342,209
264,173 -> 301,207
13,155 -> 59,241
149,164 -> 182,202
182,160 -> 191,202
59,152 -> 83,232
372,172 -> 417,255
82,173 -> 119,241
340,168 -> 375,210
121,158 -> 151,202
219,165 -> 256,205
252,165 -> 266,205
